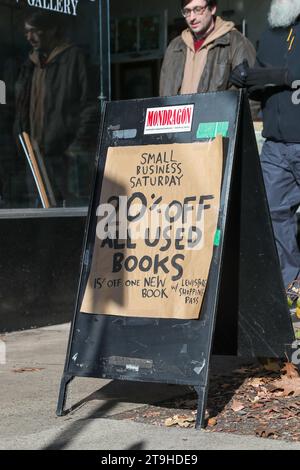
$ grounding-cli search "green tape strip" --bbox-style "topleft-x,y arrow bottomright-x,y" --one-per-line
197,121 -> 229,139
214,229 -> 221,247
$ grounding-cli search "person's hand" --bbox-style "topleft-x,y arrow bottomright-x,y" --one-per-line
229,60 -> 249,88
246,67 -> 292,88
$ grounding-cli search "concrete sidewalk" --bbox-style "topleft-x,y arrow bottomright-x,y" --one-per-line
0,324 -> 300,451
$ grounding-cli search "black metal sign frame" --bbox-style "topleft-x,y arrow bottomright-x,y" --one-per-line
57,91 -> 295,428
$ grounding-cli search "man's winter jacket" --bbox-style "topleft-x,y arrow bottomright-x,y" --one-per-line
253,21 -> 300,143
160,17 -> 256,96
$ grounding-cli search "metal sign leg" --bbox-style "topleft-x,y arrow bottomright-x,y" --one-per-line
195,385 -> 207,429
56,374 -> 74,416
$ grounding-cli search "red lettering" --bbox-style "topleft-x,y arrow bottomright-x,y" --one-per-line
158,110 -> 163,126
147,111 -> 154,126
186,107 -> 192,124
146,106 -> 193,129
162,110 -> 167,126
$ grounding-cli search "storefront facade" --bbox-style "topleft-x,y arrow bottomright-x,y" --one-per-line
0,0 -> 270,331
0,0 -> 110,331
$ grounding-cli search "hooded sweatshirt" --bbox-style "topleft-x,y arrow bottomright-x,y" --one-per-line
180,17 -> 235,94
29,44 -> 72,148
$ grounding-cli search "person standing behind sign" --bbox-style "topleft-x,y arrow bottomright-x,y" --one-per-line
159,0 -> 256,98
229,0 -> 300,305
15,10 -> 98,206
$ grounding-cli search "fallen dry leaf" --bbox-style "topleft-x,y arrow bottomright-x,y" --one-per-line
208,417 -> 217,427
270,376 -> 300,397
12,367 -> 44,373
262,407 -> 280,414
261,359 -> 281,372
281,362 -> 300,379
248,378 -> 265,388
164,414 -> 195,428
255,427 -> 276,438
165,417 -> 177,427
252,403 -> 265,409
283,404 -> 300,412
231,400 -> 245,412
249,396 -> 260,404
257,386 -> 272,399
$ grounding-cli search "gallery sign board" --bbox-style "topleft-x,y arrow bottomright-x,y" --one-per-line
15,0 -> 85,16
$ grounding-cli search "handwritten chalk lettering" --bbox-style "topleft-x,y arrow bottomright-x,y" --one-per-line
99,219 -> 204,252
179,287 -> 205,297
130,194 -> 213,224
144,277 -> 166,288
101,233 -> 137,250
127,193 -> 147,222
186,226 -> 203,250
140,150 -> 178,165
94,278 -> 106,289
131,149 -> 183,188
112,253 -> 185,282
136,163 -> 181,176
107,279 -> 122,288
125,279 -> 141,287
94,278 -> 123,289
181,278 -> 207,288
177,278 -> 207,299
165,201 -> 182,223
142,289 -> 168,299
95,193 -> 212,243
185,297 -> 199,305
100,224 -> 203,253
130,175 -> 183,188
24,0 -> 80,16
128,218 -> 203,246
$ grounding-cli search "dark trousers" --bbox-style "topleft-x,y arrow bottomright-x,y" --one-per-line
261,140 -> 300,287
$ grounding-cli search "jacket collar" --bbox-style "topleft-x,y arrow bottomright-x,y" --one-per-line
175,30 -> 231,52
29,44 -> 74,66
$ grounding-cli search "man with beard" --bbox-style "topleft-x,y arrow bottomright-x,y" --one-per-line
231,0 -> 300,306
159,0 -> 256,97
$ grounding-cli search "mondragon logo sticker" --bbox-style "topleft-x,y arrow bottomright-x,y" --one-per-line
144,105 -> 194,135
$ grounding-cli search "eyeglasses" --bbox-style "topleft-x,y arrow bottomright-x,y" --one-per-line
181,5 -> 208,18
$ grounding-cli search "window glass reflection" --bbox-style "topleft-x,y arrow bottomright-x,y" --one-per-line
0,0 -> 101,208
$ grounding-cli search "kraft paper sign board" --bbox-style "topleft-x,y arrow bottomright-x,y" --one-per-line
80,138 -> 223,320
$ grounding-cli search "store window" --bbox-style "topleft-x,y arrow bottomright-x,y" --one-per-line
0,0 -> 108,209
109,0 -> 190,101
110,0 -> 168,101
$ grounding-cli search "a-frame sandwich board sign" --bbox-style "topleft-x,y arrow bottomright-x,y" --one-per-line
57,90 -> 295,428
